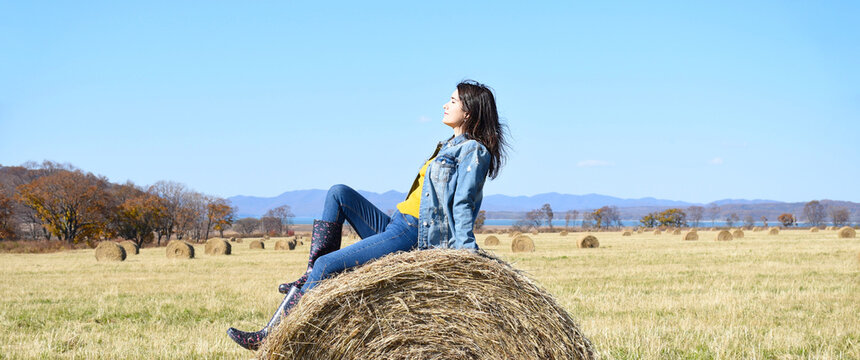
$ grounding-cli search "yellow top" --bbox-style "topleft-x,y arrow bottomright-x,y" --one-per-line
396,157 -> 435,218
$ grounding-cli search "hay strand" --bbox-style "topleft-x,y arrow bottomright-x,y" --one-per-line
95,242 -> 126,261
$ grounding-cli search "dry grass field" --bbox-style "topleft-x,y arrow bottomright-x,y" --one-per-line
1,229 -> 858,359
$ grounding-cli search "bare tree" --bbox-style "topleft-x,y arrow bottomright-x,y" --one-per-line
541,203 -> 554,231
803,200 -> 826,227
743,215 -> 754,228
830,207 -> 850,227
147,180 -> 188,245
264,205 -> 295,235
571,210 -> 579,228
707,204 -> 720,226
725,213 -> 739,228
760,216 -> 768,228
687,206 -> 704,228
235,217 -> 261,235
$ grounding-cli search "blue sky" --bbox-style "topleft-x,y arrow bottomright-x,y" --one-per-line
1,1 -> 858,203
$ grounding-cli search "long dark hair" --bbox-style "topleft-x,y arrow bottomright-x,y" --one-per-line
456,79 -> 509,180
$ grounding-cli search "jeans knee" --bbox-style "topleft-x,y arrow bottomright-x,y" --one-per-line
327,184 -> 350,201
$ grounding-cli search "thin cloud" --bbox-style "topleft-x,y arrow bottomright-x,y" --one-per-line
577,160 -> 612,167
418,116 -> 431,123
710,157 -> 724,165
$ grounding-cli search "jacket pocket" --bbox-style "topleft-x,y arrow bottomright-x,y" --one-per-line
432,155 -> 456,183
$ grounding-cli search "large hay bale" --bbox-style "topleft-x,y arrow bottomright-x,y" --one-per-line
275,239 -> 289,250
809,227 -> 819,233
484,235 -> 500,246
511,235 -> 535,253
622,231 -> 632,236
683,231 -> 698,241
260,250 -> 595,360
715,230 -> 733,241
205,238 -> 231,255
768,227 -> 779,235
838,226 -> 856,239
120,241 -> 139,255
732,229 -> 745,239
249,239 -> 265,249
577,235 -> 599,248
166,240 -> 194,259
95,242 -> 126,261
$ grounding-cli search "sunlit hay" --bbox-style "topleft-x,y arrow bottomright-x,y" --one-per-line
809,227 -> 819,233
120,241 -> 139,255
653,230 -> 662,235
484,235 -> 500,246
205,238 -> 231,255
250,239 -> 265,249
753,227 -> 762,232
683,231 -> 698,241
275,240 -> 289,250
732,229 -> 745,239
715,230 -> 733,241
769,227 -> 779,235
560,231 -> 569,236
166,240 -> 194,259
622,231 -> 632,236
838,226 -> 856,239
511,235 -> 535,253
577,235 -> 599,248
95,242 -> 126,262
259,249 -> 595,360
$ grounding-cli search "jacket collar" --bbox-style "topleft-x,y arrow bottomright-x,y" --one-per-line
444,133 -> 470,148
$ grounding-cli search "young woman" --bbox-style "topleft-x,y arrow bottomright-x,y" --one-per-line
227,80 -> 509,350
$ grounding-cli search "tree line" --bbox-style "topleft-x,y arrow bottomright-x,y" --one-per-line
0,161 -> 294,246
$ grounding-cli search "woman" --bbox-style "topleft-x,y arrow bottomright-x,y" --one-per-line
227,80 -> 509,350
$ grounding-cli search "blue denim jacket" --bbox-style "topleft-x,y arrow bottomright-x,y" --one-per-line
406,133 -> 491,250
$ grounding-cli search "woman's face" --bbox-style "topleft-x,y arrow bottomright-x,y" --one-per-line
442,89 -> 468,129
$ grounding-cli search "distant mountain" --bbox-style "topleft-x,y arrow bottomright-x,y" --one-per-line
228,189 -> 791,219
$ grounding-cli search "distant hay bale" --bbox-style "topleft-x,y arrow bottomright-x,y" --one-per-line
753,227 -> 762,232
235,238 -> 244,243
511,235 -> 535,253
838,226 -> 856,239
653,230 -> 661,235
230,237 -> 236,242
672,229 -> 681,235
205,238 -> 231,255
809,227 -> 819,233
259,249 -> 595,360
577,235 -> 599,248
636,229 -> 643,234
166,240 -> 194,259
560,231 -> 568,236
250,239 -> 265,249
484,235 -> 500,246
120,241 -> 139,255
530,229 -> 539,235
826,226 -> 835,231
683,231 -> 698,241
732,229 -> 745,239
275,240 -> 289,250
710,227 -> 717,231
622,231 -> 632,236
768,227 -> 779,235
715,230 -> 733,241
95,242 -> 126,261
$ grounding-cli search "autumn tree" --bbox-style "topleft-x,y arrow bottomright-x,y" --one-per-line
778,213 -> 796,227
16,170 -> 110,243
541,203 -> 554,231
590,206 -> 621,229
235,217 -> 261,235
115,192 -> 168,247
0,192 -> 15,240
206,198 -> 236,239
803,201 -> 826,227
687,206 -> 704,228
658,208 -> 687,227
474,210 -> 486,231
640,212 -> 658,228
147,180 -> 188,245
830,207 -> 850,227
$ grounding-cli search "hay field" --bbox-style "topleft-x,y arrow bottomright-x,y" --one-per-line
1,230 -> 858,359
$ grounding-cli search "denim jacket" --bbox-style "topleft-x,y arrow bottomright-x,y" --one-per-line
405,133 -> 491,250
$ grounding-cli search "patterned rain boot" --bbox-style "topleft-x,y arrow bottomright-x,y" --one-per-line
278,219 -> 342,294
227,285 -> 304,351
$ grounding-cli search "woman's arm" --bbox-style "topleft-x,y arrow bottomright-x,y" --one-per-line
450,143 -> 491,249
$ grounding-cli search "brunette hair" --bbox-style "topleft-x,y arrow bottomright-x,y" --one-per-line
456,79 -> 509,180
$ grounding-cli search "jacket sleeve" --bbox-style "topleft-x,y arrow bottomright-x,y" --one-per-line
450,143 -> 491,249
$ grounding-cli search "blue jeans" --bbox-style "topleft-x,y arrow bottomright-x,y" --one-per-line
302,184 -> 419,293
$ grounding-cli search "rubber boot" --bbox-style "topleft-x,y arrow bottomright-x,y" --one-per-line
227,286 -> 304,351
278,219 -> 342,294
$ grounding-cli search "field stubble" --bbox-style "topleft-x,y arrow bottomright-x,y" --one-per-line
0,230 -> 858,359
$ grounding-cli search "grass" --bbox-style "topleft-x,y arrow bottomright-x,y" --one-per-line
0,230 -> 858,359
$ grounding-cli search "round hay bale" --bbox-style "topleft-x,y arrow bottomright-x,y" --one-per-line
275,239 -> 289,250
636,229 -> 644,234
205,238 -> 231,255
510,232 -> 522,238
560,230 -> 568,236
683,231 -> 698,241
710,227 -> 717,231
166,240 -> 194,259
826,226 -> 835,231
838,226 -> 856,239
653,230 -> 662,235
577,235 -> 599,248
230,237 -> 237,242
484,235 -> 500,246
768,227 -> 779,235
235,237 -> 244,243
715,230 -> 733,241
120,241 -> 139,255
622,231 -> 632,236
809,227 -> 819,233
249,239 -> 265,249
530,229 -> 539,235
511,235 -> 535,253
288,238 -> 298,250
672,229 -> 681,235
95,242 -> 126,261
752,227 -> 762,232
260,249 -> 595,360
732,229 -> 745,239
